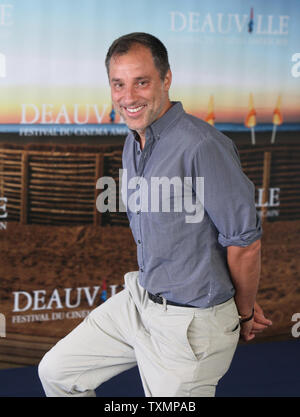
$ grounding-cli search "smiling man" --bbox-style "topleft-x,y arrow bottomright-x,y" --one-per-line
39,32 -> 272,397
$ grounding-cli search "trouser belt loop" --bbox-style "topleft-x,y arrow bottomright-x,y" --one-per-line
162,296 -> 167,312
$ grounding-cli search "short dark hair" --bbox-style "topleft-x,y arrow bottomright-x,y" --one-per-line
105,32 -> 170,81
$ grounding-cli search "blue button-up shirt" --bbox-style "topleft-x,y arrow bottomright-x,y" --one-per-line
122,102 -> 262,308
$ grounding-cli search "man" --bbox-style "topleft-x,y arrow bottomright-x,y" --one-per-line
39,32 -> 272,397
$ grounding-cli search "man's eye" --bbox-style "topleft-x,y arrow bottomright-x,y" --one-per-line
138,81 -> 148,86
114,83 -> 123,89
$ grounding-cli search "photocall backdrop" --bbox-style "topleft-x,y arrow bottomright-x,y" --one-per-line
0,0 -> 299,369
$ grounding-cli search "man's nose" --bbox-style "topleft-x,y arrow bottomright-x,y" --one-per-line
123,85 -> 138,104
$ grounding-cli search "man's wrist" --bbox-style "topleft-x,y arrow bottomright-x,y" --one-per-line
239,307 -> 255,323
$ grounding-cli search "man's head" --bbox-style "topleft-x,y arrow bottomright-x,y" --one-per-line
105,32 -> 170,81
106,33 -> 172,135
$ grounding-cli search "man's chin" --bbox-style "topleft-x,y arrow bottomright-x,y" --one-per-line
125,120 -> 146,133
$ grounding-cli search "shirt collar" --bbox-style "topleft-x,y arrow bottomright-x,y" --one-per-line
130,101 -> 184,142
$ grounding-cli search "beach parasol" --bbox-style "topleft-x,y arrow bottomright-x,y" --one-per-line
245,93 -> 256,145
205,95 -> 215,126
271,95 -> 283,144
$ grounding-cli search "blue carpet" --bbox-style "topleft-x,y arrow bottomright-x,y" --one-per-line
216,339 -> 300,397
0,339 -> 299,397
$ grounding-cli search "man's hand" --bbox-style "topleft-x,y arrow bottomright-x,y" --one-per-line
240,301 -> 273,342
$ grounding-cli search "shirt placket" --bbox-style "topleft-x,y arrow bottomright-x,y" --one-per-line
136,133 -> 155,274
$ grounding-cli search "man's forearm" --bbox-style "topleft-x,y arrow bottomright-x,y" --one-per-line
227,239 -> 261,317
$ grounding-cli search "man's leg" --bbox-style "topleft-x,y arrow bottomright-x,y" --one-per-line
38,285 -> 138,397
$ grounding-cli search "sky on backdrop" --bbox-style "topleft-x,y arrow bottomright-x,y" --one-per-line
0,0 -> 299,124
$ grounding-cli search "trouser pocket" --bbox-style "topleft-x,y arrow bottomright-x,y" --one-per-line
147,310 -> 209,362
214,300 -> 241,336
186,314 -> 211,360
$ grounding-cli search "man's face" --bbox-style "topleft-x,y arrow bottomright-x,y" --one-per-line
108,44 -> 172,135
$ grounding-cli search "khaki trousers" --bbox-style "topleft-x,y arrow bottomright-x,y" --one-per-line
38,271 -> 240,397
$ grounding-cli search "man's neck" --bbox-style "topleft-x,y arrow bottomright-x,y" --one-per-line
139,135 -> 146,150
135,129 -> 146,150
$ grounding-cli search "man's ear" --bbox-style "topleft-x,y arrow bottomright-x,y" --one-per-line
163,69 -> 172,92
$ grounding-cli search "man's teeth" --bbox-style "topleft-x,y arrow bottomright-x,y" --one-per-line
126,106 -> 144,113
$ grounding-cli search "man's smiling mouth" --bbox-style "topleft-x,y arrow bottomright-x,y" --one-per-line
126,105 -> 145,113
122,105 -> 147,115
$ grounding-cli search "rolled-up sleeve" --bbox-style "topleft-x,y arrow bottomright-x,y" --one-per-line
192,132 -> 262,247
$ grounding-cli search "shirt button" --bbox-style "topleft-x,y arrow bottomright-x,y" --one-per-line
137,150 -> 141,155
136,210 -> 140,214
140,268 -> 144,272
138,240 -> 141,244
